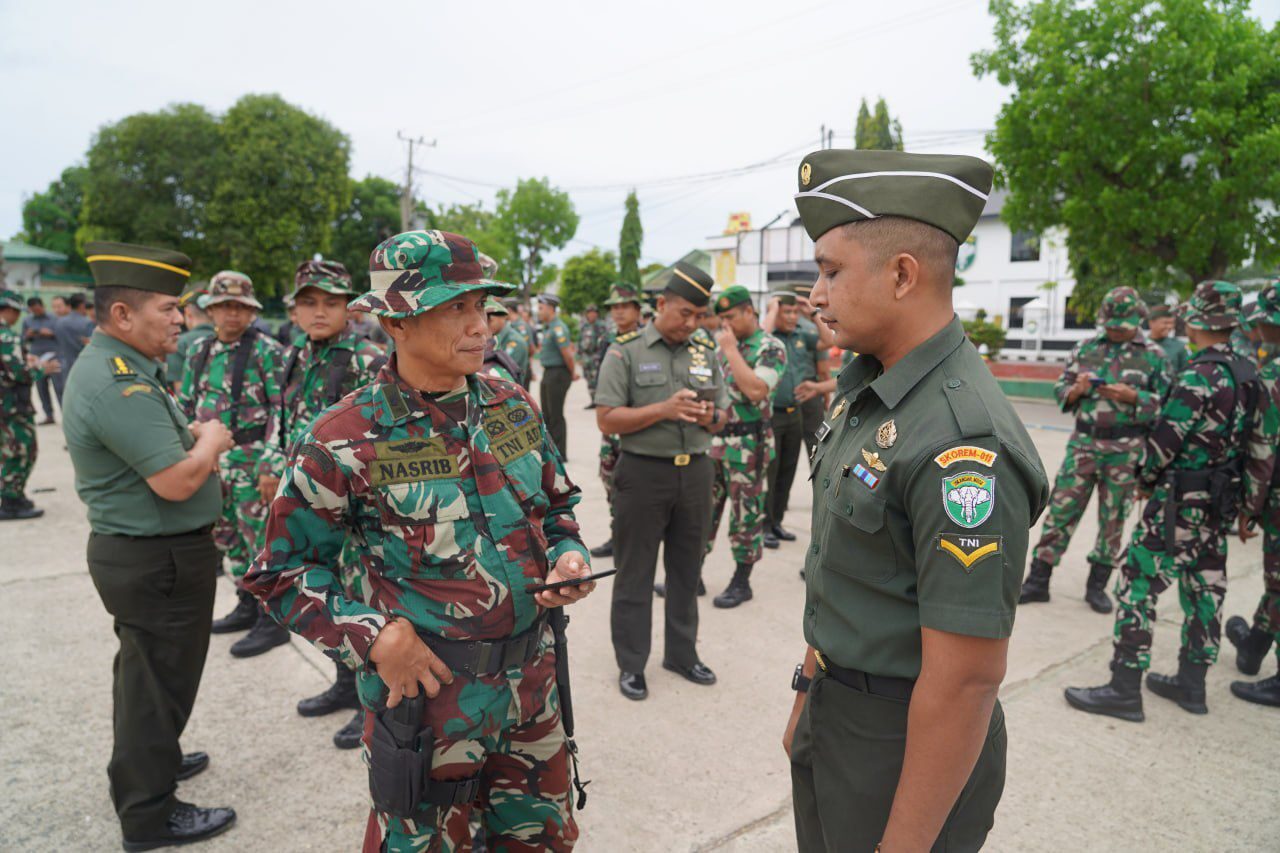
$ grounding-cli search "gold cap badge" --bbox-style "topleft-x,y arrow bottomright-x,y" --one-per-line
800,162 -> 813,187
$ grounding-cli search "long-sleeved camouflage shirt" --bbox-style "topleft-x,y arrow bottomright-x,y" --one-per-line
275,330 -> 385,464
0,324 -> 38,415
1056,332 -> 1171,430
1139,342 -> 1253,488
718,327 -> 786,425
179,329 -> 285,468
1243,354 -> 1280,520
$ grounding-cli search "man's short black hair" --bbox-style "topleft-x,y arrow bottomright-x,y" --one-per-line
93,286 -> 154,323
67,293 -> 87,310
26,296 -> 44,307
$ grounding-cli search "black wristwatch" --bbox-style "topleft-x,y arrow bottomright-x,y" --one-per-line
792,663 -> 811,693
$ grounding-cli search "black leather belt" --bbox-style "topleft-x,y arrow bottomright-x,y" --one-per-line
419,614 -> 547,678
815,650 -> 915,701
622,451 -> 706,467
720,420 -> 770,437
774,405 -> 797,414
1075,422 -> 1146,440
96,523 -> 215,541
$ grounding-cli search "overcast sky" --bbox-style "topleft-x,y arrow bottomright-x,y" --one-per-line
3,0 -> 1278,267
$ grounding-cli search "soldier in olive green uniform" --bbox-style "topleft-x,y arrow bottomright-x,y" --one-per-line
63,243 -> 237,851
494,301 -> 529,384
537,294 -> 576,459
1148,304 -> 1189,375
783,151 -> 1048,852
595,262 -> 729,701
166,283 -> 213,391
788,281 -> 835,445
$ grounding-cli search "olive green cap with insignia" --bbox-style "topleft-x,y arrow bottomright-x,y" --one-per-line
794,150 -> 995,243
85,241 -> 193,296
660,261 -> 714,307
714,285 -> 753,315
178,280 -> 207,308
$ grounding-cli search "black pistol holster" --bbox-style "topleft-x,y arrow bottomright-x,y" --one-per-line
366,690 -> 482,820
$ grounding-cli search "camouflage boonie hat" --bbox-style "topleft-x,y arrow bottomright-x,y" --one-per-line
292,259 -> 354,299
205,270 -> 262,310
714,285 -> 752,315
0,289 -> 23,311
1250,281 -> 1280,326
478,251 -> 499,279
484,297 -> 508,316
349,230 -> 515,318
1097,286 -> 1147,330
1180,280 -> 1242,331
604,283 -> 643,307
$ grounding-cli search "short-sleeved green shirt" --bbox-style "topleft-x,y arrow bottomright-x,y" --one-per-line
804,317 -> 1048,679
594,323 -> 730,457
539,317 -> 572,367
63,332 -> 222,536
773,326 -> 824,407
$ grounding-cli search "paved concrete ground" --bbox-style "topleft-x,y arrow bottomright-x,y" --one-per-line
3,379 -> 1277,852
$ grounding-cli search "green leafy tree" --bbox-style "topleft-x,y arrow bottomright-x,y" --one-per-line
640,261 -> 665,279
559,248 -> 617,315
206,94 -> 352,298
20,166 -> 89,272
618,189 -> 643,286
78,103 -> 220,267
855,97 -> 904,150
331,175 -> 402,291
973,0 -> 1280,315
494,177 -> 579,296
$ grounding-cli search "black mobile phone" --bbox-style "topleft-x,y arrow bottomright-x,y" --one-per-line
526,569 -> 618,594
695,386 -> 718,403
1088,377 -> 1106,386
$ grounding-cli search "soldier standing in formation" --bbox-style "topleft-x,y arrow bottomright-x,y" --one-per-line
180,271 -> 289,657
0,289 -> 57,520
166,283 -> 213,391
64,243 -> 237,850
255,259 -> 388,749
244,230 -> 593,852
577,303 -> 607,408
787,282 -> 834,444
1226,280 -> 1280,707
1147,304 -> 1189,374
481,298 -> 523,383
1019,287 -> 1171,612
701,285 -> 786,608
595,262 -> 727,701
537,294 -> 576,459
1066,281 -> 1260,720
493,297 -> 529,384
783,150 -> 1048,851
589,283 -> 645,560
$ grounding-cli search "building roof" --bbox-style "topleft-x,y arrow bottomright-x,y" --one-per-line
1,240 -> 69,264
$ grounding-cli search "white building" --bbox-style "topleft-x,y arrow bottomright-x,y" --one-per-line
704,190 -> 1088,360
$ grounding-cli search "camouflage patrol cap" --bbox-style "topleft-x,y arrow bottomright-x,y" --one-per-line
603,283 -> 643,307
292,259 -> 354,299
1250,281 -> 1280,326
1148,305 -> 1175,321
484,297 -> 509,316
714,285 -> 753,315
478,251 -> 499,279
205,270 -> 262,310
349,230 -> 514,318
1180,280 -> 1242,331
584,303 -> 598,313
1097,286 -> 1147,330
0,289 -> 23,311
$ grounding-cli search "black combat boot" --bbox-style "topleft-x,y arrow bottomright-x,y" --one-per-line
1146,656 -> 1209,715
210,590 -> 258,634
763,530 -> 780,549
297,661 -> 360,717
1084,562 -> 1113,614
1231,670 -> 1280,707
1018,559 -> 1052,604
229,612 -> 290,658
1064,663 -> 1145,722
589,539 -> 613,558
713,563 -> 754,609
0,496 -> 43,521
1225,616 -> 1274,676
332,710 -> 364,749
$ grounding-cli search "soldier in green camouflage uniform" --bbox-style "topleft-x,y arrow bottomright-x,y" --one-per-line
1067,281 -> 1260,720
0,289 -> 54,520
1226,281 -> 1280,706
244,230 -> 593,852
577,304 -> 606,405
179,271 -> 289,657
589,284 -> 645,560
1020,287 -> 1172,613
704,286 -> 786,608
482,298 -> 523,384
495,299 -> 529,384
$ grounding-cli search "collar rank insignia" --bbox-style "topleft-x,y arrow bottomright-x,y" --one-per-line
861,449 -> 887,472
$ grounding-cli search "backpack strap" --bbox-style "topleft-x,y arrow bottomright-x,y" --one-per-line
324,347 -> 357,405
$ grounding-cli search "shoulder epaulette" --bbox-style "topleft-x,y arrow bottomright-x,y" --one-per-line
941,372 -> 995,440
109,356 -> 136,379
615,330 -> 641,344
690,335 -> 715,350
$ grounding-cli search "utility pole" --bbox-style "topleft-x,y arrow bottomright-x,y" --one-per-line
397,131 -> 436,231
820,124 -> 826,150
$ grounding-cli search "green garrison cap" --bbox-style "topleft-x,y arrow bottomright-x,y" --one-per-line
604,283 -> 643,307
1251,281 -> 1280,326
350,230 -> 514,318
1180,280 -> 1243,331
292,259 -> 355,299
85,241 -> 192,296
0,289 -> 23,311
1098,286 -> 1148,330
794,150 -> 994,243
714,285 -> 752,315
1148,304 -> 1175,321
178,280 -> 207,308
661,261 -> 714,307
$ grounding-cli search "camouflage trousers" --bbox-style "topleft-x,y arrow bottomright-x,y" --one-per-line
598,434 -> 620,520
1033,434 -> 1141,571
707,428 -> 774,565
1249,500 -> 1280,662
0,406 -> 36,500
582,358 -> 600,397
215,451 -> 269,579
1113,481 -> 1228,670
361,682 -> 577,852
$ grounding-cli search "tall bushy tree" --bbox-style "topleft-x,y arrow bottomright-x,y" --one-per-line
855,97 -> 903,150
20,166 -> 89,272
559,248 -> 617,315
973,0 -> 1280,313
331,176 -> 402,291
494,177 -> 579,296
618,189 -> 643,286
